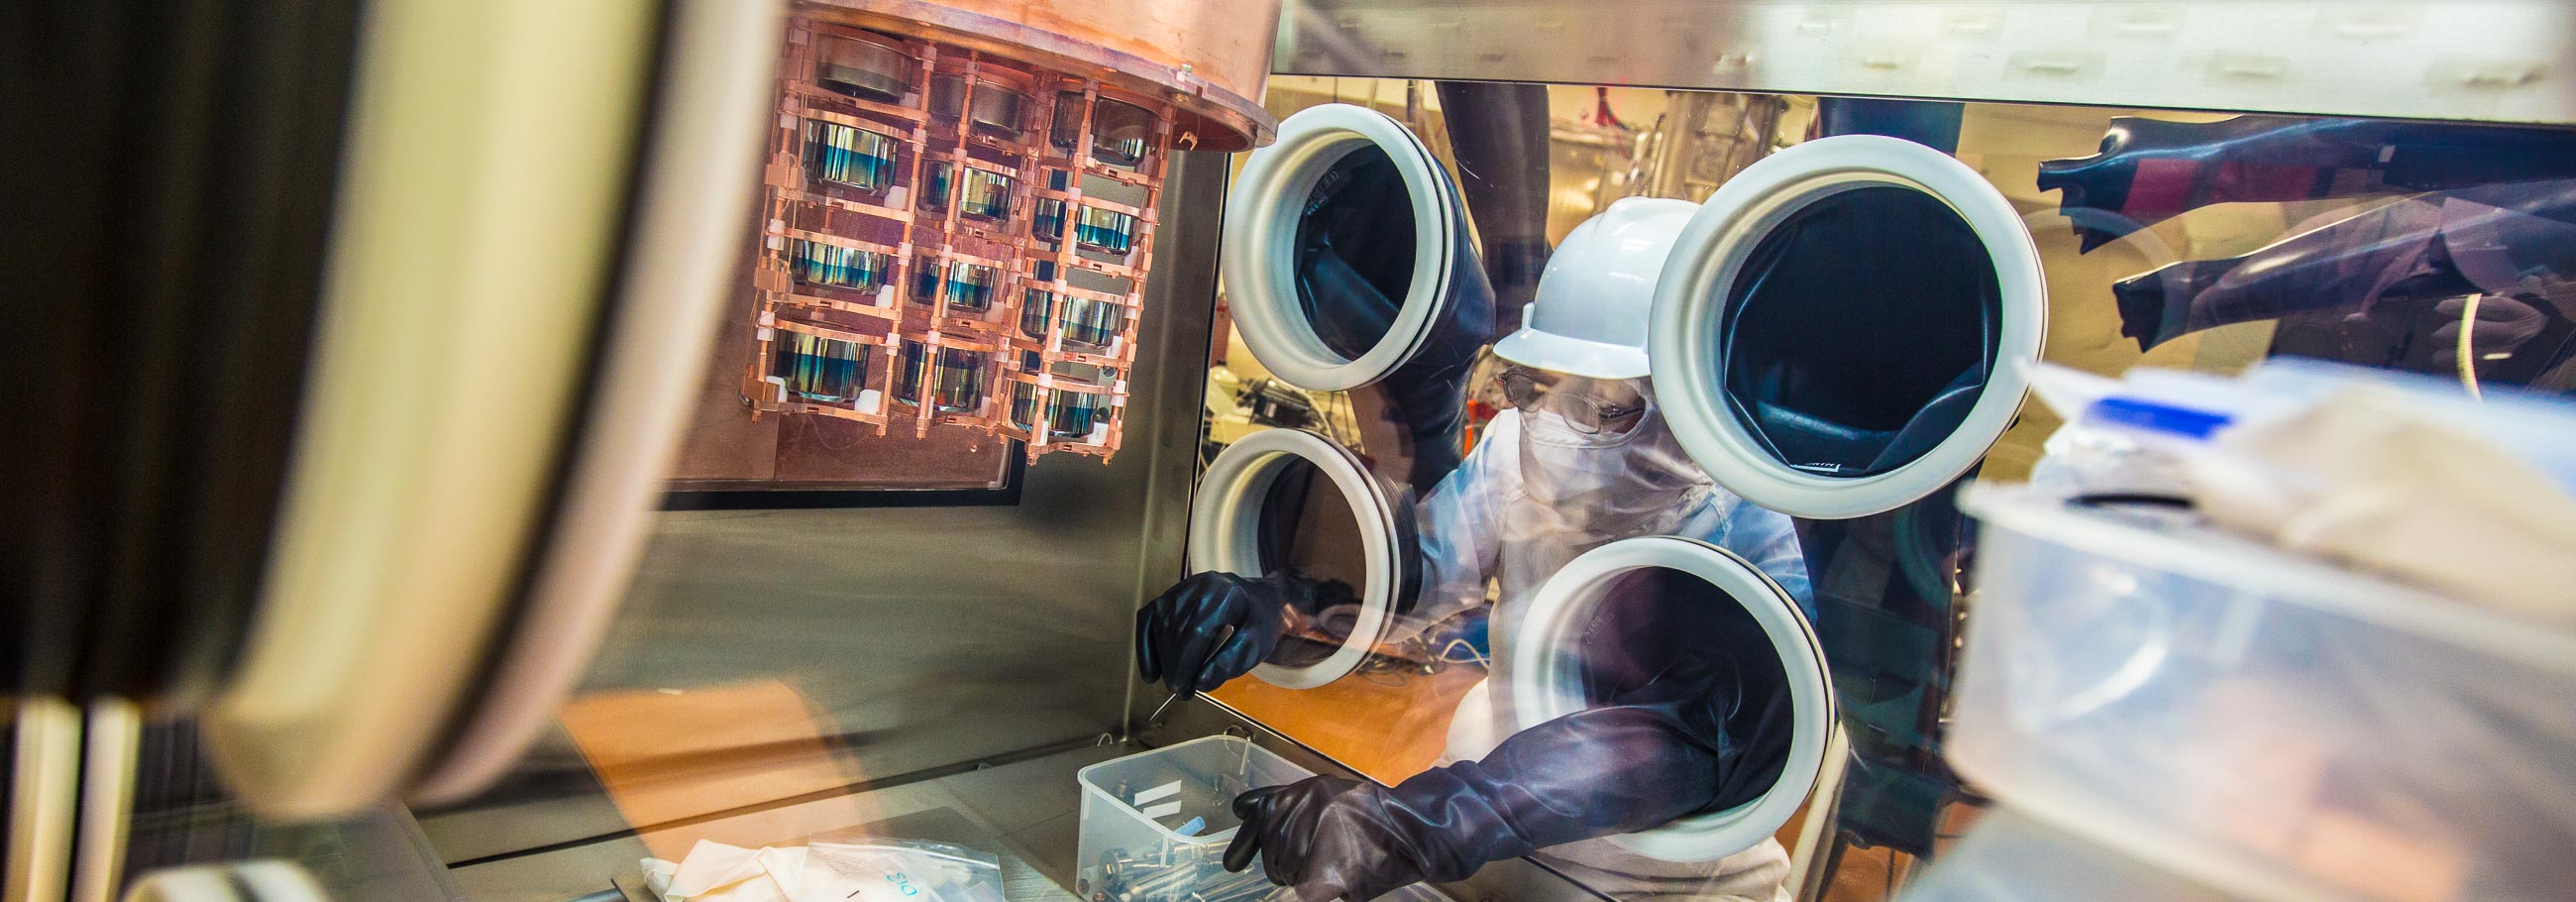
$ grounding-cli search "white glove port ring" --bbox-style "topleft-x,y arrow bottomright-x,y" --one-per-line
1222,104 -> 1470,392
1507,535 -> 1835,862
1187,428 -> 1416,689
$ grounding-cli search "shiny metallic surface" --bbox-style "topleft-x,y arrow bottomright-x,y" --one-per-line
1276,0 -> 2576,126
813,0 -> 1286,149
413,151 -> 1225,865
815,32 -> 912,101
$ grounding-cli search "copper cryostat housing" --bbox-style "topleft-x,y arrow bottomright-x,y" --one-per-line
740,0 -> 1279,466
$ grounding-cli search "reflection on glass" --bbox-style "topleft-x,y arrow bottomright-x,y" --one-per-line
1253,456 -> 1371,668
774,332 -> 869,403
1046,389 -> 1110,438
1722,185 -> 1998,477
792,240 -> 887,291
814,34 -> 910,103
2037,115 -> 2576,254
1076,206 -> 1137,255
934,347 -> 985,412
1567,567 -> 1792,811
896,340 -> 926,403
1061,296 -> 1126,350
1293,144 -> 1414,361
2110,179 -> 2576,392
806,121 -> 897,191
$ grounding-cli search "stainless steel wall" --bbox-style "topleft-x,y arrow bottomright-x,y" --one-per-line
416,151 -> 1224,865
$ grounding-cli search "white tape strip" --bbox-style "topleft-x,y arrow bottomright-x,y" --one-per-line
1132,781 -> 1182,806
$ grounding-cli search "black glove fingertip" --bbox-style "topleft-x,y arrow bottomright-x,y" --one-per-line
1221,818 -> 1262,872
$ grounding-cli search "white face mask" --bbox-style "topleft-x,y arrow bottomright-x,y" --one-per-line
1520,407 -> 1642,505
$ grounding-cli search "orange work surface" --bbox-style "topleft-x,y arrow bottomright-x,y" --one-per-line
1208,663 -> 1486,785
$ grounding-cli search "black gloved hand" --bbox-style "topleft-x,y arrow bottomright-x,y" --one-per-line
1217,566 -> 1800,902
1223,775 -> 1404,902
1134,572 -> 1296,694
1220,704 -> 1761,902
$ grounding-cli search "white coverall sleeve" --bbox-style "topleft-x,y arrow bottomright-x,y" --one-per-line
1717,500 -> 1813,618
1395,411 -> 1518,640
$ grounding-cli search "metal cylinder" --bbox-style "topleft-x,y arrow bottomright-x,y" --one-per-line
815,31 -> 913,101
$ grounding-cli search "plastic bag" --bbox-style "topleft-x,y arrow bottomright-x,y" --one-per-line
797,837 -> 1006,902
2024,363 -> 2232,501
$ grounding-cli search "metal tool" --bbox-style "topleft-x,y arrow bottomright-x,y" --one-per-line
1144,624 -> 1234,726
1145,690 -> 1184,726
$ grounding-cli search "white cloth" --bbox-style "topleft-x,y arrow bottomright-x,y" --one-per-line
2193,385 -> 2576,622
652,841 -> 806,902
1409,405 -> 1811,902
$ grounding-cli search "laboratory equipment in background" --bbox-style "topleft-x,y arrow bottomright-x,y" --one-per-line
667,0 -> 1282,495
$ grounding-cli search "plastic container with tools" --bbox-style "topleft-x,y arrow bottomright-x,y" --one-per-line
1950,484 -> 2576,902
1074,736 -> 1456,902
1077,736 -> 1312,902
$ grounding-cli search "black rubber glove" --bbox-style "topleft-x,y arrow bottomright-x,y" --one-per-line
1220,569 -> 1796,902
1223,703 -> 1768,902
1135,572 -> 1356,694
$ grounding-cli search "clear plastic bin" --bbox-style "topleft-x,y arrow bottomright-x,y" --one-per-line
1899,808 -> 2249,902
1951,485 -> 2576,902
1077,736 -> 1312,902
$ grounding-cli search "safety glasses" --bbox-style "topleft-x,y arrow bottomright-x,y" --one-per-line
1497,366 -> 1647,435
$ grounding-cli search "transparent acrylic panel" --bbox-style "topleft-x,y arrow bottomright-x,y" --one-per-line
1191,78 -> 2576,902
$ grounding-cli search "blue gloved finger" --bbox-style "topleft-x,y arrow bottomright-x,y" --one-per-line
1223,789 -> 1271,873
1133,604 -> 1163,685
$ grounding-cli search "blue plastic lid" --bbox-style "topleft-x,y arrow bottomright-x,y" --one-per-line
2084,395 -> 2233,440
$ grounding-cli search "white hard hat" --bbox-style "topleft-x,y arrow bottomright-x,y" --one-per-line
1492,196 -> 1699,380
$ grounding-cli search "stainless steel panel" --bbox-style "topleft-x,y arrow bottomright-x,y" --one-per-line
1277,0 -> 2576,125
414,150 -> 1226,867
456,744 -> 1124,902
